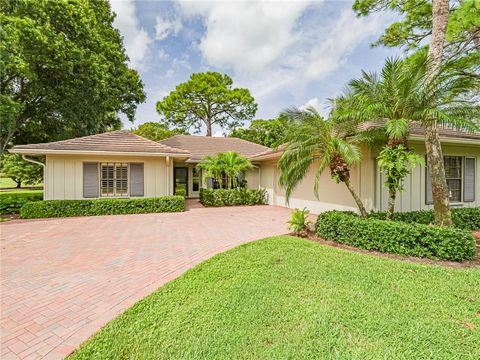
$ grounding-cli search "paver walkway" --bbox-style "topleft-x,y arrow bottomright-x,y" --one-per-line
0,205 -> 291,359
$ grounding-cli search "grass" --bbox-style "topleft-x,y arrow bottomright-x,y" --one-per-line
0,177 -> 43,190
70,236 -> 480,359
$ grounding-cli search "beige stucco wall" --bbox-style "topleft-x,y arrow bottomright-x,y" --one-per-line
375,141 -> 480,211
45,154 -> 170,200
258,147 -> 376,214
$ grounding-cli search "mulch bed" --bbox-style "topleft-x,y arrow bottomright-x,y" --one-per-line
290,230 -> 480,269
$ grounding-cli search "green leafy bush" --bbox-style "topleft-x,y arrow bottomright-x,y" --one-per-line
316,211 -> 476,261
199,188 -> 267,207
287,208 -> 312,236
20,196 -> 185,219
0,191 -> 43,214
369,207 -> 480,231
174,187 -> 187,197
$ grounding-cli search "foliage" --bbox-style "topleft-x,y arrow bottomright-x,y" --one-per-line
229,116 -> 290,147
377,145 -> 423,219
333,56 -> 480,135
287,208 -> 312,236
332,55 -> 480,225
71,236 -> 480,359
199,188 -> 267,207
174,187 -> 187,197
352,0 -> 479,78
316,211 -> 476,261
369,207 -> 480,231
197,151 -> 253,189
0,153 -> 43,187
278,106 -> 368,217
20,196 -> 185,219
0,190 -> 43,214
132,122 -> 187,141
0,0 -> 145,150
156,72 -> 257,136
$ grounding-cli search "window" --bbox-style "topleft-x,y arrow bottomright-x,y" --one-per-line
101,163 -> 128,196
444,156 -> 462,202
192,167 -> 200,192
426,156 -> 476,204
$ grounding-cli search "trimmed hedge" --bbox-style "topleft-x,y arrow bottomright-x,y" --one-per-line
316,211 -> 476,261
199,188 -> 267,207
369,207 -> 480,231
20,196 -> 185,219
0,191 -> 43,214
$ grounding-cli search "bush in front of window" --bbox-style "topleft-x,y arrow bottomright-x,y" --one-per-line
20,196 -> 185,219
369,207 -> 480,231
199,188 -> 267,207
316,211 -> 477,261
0,191 -> 43,214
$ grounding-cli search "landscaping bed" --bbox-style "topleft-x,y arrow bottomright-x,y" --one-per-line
20,196 -> 185,219
199,188 -> 267,207
316,211 -> 477,261
70,236 -> 480,359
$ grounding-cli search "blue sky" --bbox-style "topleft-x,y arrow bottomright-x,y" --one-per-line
110,0 -> 400,136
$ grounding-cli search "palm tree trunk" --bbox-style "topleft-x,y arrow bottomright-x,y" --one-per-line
424,0 -> 452,226
344,178 -> 368,217
386,187 -> 396,220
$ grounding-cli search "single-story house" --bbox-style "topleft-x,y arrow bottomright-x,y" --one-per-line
10,127 -> 480,213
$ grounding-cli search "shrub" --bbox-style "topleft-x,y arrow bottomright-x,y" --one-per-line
369,207 -> 480,231
175,187 -> 187,197
316,211 -> 476,261
287,208 -> 312,236
199,188 -> 267,207
20,196 -> 185,219
0,191 -> 43,214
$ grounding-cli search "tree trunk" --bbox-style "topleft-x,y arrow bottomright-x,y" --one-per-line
386,187 -> 396,220
344,178 -> 368,218
206,123 -> 212,136
424,0 -> 452,226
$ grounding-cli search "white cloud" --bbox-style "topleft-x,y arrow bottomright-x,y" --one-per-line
304,10 -> 385,81
110,0 -> 152,70
155,15 -> 182,41
176,1 -> 389,109
178,0 -> 312,73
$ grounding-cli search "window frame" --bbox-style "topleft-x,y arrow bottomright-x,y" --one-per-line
425,155 -> 477,205
100,162 -> 130,197
443,156 -> 463,203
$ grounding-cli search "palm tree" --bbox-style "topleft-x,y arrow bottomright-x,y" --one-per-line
333,55 -> 480,225
278,106 -> 368,217
197,151 -> 252,189
216,151 -> 253,189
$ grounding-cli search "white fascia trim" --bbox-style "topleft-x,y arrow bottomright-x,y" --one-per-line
408,135 -> 480,146
9,149 -> 190,157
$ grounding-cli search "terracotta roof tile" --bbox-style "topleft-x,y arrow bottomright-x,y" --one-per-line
12,130 -> 189,155
159,135 -> 270,160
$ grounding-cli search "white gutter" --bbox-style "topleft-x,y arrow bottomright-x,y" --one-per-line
408,135 -> 480,146
21,155 -> 46,200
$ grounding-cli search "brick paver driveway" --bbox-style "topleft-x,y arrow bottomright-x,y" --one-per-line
1,205 -> 291,359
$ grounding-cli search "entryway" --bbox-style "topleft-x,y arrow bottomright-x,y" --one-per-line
174,166 -> 201,198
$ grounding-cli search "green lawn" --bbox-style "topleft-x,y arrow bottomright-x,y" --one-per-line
70,236 -> 480,360
0,177 -> 43,192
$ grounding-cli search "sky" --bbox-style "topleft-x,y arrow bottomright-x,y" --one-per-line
109,0 -> 400,136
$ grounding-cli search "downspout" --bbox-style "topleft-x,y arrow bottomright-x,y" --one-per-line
166,156 -> 170,195
22,155 -> 46,200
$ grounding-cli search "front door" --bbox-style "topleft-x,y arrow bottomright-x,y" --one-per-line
174,167 -> 188,196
